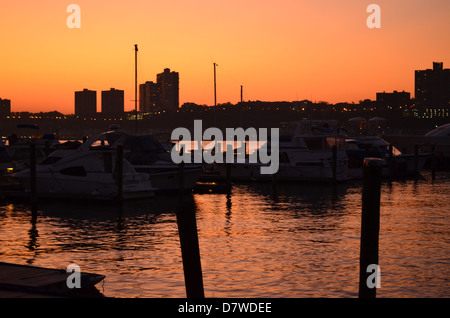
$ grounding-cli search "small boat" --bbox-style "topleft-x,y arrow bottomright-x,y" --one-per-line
345,135 -> 429,179
0,262 -> 105,297
12,137 -> 156,200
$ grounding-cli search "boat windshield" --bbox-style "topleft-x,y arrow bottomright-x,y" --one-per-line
89,132 -> 124,149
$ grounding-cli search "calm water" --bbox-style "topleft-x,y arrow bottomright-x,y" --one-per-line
0,171 -> 448,298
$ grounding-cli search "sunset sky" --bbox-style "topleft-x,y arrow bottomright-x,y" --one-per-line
0,0 -> 449,114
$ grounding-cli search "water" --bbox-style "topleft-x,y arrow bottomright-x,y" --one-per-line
0,171 -> 448,298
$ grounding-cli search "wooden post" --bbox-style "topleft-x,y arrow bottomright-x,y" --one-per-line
359,158 -> 383,298
431,144 -> 436,180
179,145 -> 185,199
176,201 -> 205,298
414,144 -> 419,178
29,142 -> 37,207
226,163 -> 232,195
388,144 -> 394,179
116,145 -> 123,202
331,145 -> 337,183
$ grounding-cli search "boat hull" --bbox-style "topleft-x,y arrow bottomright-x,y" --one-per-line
216,160 -> 348,182
13,170 -> 155,200
134,165 -> 203,192
347,153 -> 429,179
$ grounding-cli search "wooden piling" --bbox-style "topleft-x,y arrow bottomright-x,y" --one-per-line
359,158 -> 382,298
176,201 -> 205,298
431,144 -> 436,180
414,144 -> 419,178
179,146 -> 185,199
29,142 -> 37,207
331,145 -> 337,183
388,144 -> 394,179
226,163 -> 232,195
116,145 -> 123,202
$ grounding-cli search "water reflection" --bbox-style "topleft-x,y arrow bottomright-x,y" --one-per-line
25,209 -> 39,262
0,172 -> 449,297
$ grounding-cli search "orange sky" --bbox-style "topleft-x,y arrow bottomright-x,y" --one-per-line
0,0 -> 449,114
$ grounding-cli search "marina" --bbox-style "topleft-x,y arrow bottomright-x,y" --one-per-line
0,162 -> 448,297
1,121 -> 446,193
0,0 -> 448,305
0,123 -> 449,298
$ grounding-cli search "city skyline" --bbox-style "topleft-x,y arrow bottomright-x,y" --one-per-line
0,0 -> 449,114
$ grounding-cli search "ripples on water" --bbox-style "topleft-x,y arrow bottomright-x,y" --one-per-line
0,171 -> 448,298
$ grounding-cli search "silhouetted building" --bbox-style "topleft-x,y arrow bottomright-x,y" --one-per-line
157,68 -> 179,111
376,90 -> 411,110
139,81 -> 161,112
75,89 -> 97,116
0,98 -> 11,115
101,88 -> 124,115
140,68 -> 179,112
415,62 -> 450,110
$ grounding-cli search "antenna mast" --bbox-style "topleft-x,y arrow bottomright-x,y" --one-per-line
213,62 -> 218,126
134,44 -> 138,134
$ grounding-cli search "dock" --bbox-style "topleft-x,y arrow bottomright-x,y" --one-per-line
0,262 -> 105,298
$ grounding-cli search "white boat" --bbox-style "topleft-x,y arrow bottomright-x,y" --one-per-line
82,131 -> 203,193
12,139 -> 156,200
215,121 -> 349,182
345,135 -> 429,179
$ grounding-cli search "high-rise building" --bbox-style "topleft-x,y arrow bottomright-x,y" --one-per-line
157,68 -> 179,111
139,68 -> 179,112
74,89 -> 97,115
415,62 -> 450,109
139,81 -> 161,112
101,88 -> 124,115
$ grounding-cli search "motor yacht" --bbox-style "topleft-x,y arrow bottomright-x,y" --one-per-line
12,138 -> 155,200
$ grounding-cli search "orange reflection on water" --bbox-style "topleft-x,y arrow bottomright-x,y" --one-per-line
0,171 -> 448,297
